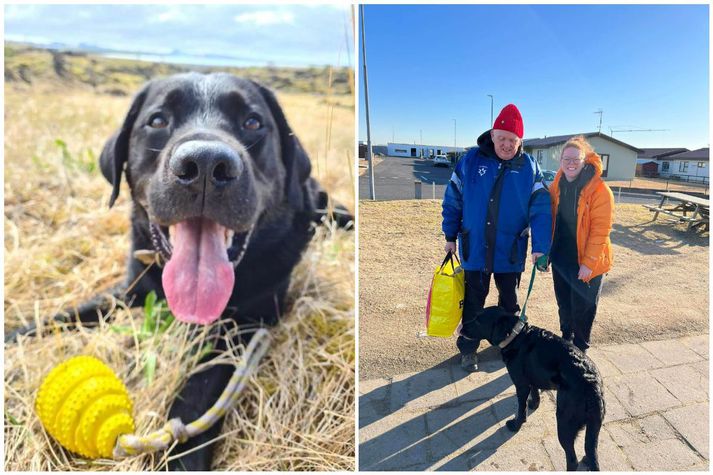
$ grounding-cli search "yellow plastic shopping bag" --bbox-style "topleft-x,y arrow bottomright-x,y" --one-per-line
425,251 -> 465,337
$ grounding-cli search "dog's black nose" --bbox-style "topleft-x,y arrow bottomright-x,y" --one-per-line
170,140 -> 243,187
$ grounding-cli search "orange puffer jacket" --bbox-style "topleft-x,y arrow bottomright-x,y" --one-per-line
549,151 -> 614,282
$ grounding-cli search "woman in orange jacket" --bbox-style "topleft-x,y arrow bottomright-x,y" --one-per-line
549,136 -> 614,352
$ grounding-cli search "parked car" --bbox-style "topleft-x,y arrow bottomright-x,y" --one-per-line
433,154 -> 450,167
542,169 -> 556,187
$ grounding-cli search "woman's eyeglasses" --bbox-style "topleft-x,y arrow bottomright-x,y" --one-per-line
561,158 -> 583,164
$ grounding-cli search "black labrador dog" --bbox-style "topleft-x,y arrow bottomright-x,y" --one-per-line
472,306 -> 605,471
9,72 -> 352,470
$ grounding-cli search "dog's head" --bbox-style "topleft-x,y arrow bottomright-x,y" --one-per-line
473,306 -> 521,347
99,73 -> 312,325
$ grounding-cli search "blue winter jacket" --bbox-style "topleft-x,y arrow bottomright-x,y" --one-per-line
441,131 -> 552,273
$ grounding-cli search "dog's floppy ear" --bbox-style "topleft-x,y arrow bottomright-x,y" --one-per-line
99,84 -> 150,208
253,81 -> 312,213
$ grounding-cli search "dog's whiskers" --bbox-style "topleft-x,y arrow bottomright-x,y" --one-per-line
150,222 -> 173,264
244,134 -> 267,152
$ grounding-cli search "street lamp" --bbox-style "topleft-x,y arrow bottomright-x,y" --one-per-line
452,119 -> 457,168
360,4 -> 375,199
487,94 -> 494,126
452,118 -> 457,151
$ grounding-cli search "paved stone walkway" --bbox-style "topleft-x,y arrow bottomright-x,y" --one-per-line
359,334 -> 709,471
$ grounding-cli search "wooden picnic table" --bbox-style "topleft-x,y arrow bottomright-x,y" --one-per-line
643,191 -> 709,231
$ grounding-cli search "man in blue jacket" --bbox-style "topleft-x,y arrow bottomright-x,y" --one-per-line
442,104 -> 551,372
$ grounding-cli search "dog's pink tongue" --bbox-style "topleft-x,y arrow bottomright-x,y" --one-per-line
162,218 -> 234,325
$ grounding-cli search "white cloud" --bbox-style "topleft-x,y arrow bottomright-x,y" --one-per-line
4,5 -> 40,20
233,10 -> 295,27
149,6 -> 190,24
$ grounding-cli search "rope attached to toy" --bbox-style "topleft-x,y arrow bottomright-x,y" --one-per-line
112,328 -> 271,458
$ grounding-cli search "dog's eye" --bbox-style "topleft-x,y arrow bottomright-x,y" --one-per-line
243,116 -> 262,131
148,113 -> 168,129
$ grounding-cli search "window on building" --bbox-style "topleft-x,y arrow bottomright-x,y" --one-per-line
600,154 -> 609,178
679,161 -> 689,173
661,161 -> 669,172
698,162 -> 706,168
395,149 -> 407,153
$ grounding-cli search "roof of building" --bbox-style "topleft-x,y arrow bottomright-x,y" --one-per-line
664,148 -> 710,161
386,142 -> 466,151
522,132 -> 641,153
637,148 -> 689,159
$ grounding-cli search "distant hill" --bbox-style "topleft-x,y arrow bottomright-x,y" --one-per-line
4,42 -> 352,96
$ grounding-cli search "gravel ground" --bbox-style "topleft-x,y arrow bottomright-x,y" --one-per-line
358,200 -> 709,380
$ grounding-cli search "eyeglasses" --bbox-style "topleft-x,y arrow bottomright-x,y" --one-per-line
561,158 -> 584,164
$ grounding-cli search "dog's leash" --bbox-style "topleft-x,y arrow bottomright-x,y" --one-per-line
113,328 -> 271,458
519,254 -> 549,322
498,255 -> 548,349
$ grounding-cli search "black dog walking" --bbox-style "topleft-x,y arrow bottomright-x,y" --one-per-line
473,306 -> 606,471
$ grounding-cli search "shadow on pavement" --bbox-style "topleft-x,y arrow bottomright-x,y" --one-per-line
360,350 -> 519,471
360,347 -> 502,429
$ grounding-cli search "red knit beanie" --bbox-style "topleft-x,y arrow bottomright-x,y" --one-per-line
492,104 -> 524,138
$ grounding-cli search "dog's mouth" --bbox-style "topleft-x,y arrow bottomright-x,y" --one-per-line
150,218 -> 254,325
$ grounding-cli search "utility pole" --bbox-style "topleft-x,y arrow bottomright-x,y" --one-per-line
453,118 -> 457,154
594,109 -> 603,133
487,94 -> 494,126
360,5 -> 375,200
420,129 -> 423,157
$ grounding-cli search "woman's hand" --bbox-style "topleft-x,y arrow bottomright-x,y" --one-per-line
578,264 -> 593,281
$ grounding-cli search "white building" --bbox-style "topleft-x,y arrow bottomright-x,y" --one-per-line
657,148 -> 709,183
523,132 -> 640,181
636,148 -> 688,177
386,142 -> 466,158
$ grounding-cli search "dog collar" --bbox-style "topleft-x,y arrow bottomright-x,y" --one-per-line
498,319 -> 526,349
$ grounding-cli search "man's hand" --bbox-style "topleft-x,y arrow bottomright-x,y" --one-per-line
578,264 -> 593,281
532,252 -> 549,272
444,241 -> 457,254
531,252 -> 544,265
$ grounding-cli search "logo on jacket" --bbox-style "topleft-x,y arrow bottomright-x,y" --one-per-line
478,166 -> 487,176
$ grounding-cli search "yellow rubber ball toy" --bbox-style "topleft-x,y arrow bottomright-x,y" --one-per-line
36,355 -> 135,459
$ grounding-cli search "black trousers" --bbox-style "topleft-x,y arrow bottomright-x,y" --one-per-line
552,262 -> 603,352
457,270 -> 521,355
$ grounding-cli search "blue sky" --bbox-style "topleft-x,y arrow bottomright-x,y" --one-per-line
4,4 -> 353,67
359,4 -> 709,150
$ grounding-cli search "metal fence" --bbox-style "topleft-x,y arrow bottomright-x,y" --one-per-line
638,172 -> 709,185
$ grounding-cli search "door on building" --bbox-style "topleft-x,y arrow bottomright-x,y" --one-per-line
410,148 -> 417,157
600,154 -> 609,178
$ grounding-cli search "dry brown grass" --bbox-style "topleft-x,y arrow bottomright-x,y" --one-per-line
4,79 -> 354,470
359,199 -> 708,380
